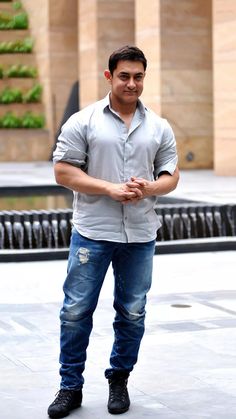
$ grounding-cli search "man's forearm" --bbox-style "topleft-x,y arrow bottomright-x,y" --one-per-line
54,162 -> 143,202
54,162 -> 111,195
150,167 -> 180,196
127,167 -> 179,198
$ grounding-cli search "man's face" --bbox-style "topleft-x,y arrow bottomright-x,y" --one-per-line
104,60 -> 145,107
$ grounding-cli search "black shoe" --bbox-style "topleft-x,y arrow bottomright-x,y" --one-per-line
47,389 -> 82,418
108,377 -> 130,414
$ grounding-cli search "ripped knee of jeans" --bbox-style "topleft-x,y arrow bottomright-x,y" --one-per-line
76,247 -> 90,264
126,309 -> 146,321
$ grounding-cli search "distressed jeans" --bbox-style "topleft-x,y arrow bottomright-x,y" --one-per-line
59,229 -> 156,389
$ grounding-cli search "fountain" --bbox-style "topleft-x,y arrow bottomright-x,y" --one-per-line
0,201 -> 235,261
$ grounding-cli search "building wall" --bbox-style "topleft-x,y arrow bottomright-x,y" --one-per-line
79,0 -> 134,109
213,0 -> 236,175
48,0 -> 78,135
79,0 -> 98,108
23,0 -> 78,141
21,0 -> 236,175
21,0 -> 52,137
135,0 -> 161,115
160,0 -> 213,169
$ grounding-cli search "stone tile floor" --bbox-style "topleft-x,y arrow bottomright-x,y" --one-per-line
0,251 -> 235,418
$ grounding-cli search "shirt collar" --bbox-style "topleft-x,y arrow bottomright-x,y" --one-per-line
102,92 -> 146,117
101,93 -> 110,110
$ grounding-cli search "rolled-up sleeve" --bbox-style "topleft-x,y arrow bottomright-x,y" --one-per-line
53,113 -> 88,170
153,119 -> 178,178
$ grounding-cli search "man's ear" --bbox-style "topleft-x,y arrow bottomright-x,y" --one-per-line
104,69 -> 112,82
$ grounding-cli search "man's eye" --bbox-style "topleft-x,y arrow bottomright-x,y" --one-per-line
120,75 -> 128,80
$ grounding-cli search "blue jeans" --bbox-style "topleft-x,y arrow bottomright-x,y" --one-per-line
59,229 -> 155,389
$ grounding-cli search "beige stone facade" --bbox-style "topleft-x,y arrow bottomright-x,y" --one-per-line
19,0 -> 236,174
213,0 -> 236,175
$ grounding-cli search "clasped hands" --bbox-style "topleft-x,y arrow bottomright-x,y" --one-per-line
111,176 -> 152,204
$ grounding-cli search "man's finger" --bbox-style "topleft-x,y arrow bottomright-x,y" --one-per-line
132,188 -> 143,197
123,191 -> 138,199
126,181 -> 144,189
130,177 -> 146,186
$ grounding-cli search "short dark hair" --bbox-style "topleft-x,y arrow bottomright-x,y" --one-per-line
108,45 -> 147,75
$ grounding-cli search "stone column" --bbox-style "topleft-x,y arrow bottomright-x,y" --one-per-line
135,0 -> 161,115
79,0 -> 134,109
79,0 -> 98,108
213,0 -> 236,175
160,0 -> 213,169
48,0 -> 78,135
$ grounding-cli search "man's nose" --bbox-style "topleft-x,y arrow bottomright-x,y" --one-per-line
127,77 -> 136,88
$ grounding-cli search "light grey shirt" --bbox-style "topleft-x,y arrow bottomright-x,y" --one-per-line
53,94 -> 178,243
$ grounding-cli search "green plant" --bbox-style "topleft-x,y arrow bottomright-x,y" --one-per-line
23,83 -> 42,103
0,38 -> 34,53
0,84 -> 42,103
0,12 -> 12,29
21,112 -> 45,128
5,64 -> 37,78
0,65 -> 3,78
0,112 -> 21,128
12,12 -> 28,28
0,11 -> 28,29
13,1 -> 22,10
0,111 -> 45,128
0,86 -> 22,103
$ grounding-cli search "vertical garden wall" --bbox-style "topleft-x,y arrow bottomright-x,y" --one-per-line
0,0 -> 51,161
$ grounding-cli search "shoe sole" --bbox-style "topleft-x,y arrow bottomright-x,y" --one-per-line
48,402 -> 81,418
108,406 -> 130,415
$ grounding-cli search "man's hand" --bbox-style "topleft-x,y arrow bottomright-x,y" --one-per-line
108,183 -> 144,203
124,177 -> 153,202
123,168 -> 179,202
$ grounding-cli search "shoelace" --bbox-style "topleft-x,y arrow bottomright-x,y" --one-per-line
109,379 -> 127,402
53,390 -> 75,406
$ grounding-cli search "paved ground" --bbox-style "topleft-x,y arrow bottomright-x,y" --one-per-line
0,250 -> 236,419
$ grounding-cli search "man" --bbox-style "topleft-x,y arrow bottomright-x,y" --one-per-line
48,45 -> 179,418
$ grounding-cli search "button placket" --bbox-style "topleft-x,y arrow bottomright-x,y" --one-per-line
123,132 -> 131,182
